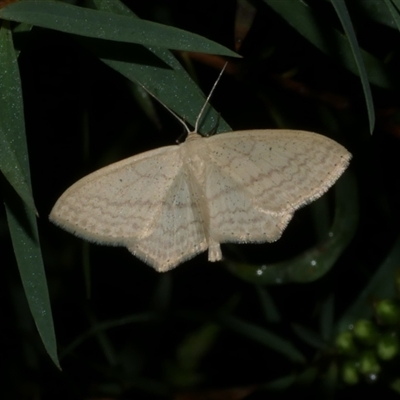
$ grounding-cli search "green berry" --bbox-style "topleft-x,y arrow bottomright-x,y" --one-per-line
341,360 -> 359,385
358,350 -> 381,375
375,299 -> 400,325
377,333 -> 399,361
335,331 -> 357,356
353,319 -> 378,346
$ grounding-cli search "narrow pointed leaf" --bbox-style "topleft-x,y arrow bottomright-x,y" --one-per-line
336,235 -> 400,333
0,23 -> 59,368
331,0 -> 375,132
387,0 -> 400,32
87,0 -> 231,134
4,193 -> 60,369
0,22 -> 36,212
263,0 -> 393,90
354,0 -> 396,28
218,314 -> 306,363
291,323 -> 326,349
0,1 -> 239,57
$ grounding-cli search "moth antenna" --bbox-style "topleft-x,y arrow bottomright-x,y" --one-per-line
133,62 -> 227,135
133,79 -> 191,135
194,62 -> 228,133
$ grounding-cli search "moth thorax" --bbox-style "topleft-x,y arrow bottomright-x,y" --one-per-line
181,137 -> 207,185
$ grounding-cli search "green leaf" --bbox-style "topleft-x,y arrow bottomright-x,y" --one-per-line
336,235 -> 400,333
353,0 -> 396,28
255,285 -> 281,323
330,0 -> 375,132
393,0 -> 400,11
85,0 -> 231,135
387,0 -> 400,32
4,185 -> 60,369
320,294 -> 335,341
260,374 -> 296,391
60,312 -> 157,359
291,323 -> 326,349
218,314 -> 306,363
176,324 -> 220,371
263,0 -> 393,90
0,1 -> 239,57
0,22 -> 36,213
0,22 -> 59,369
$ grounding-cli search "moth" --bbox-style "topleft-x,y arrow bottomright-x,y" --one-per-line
50,67 -> 351,272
